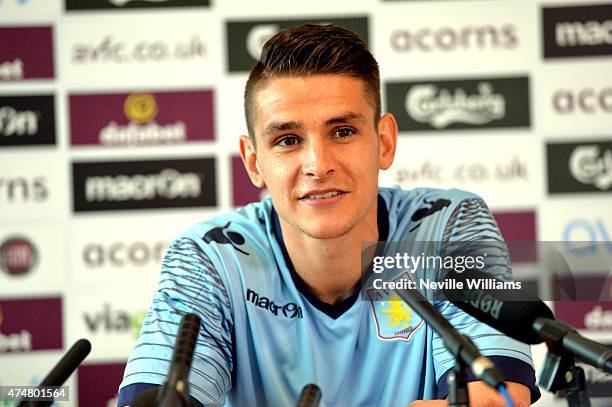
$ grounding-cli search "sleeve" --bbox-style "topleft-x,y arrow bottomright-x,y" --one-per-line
432,197 -> 541,403
118,237 -> 234,407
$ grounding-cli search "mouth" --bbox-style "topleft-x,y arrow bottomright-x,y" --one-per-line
299,189 -> 347,203
304,191 -> 342,200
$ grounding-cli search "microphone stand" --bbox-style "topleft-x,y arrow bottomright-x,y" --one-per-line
537,318 -> 591,407
395,288 -> 503,407
447,359 -> 470,407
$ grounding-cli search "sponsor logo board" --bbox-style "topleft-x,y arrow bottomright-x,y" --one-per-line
563,218 -> 612,244
540,199 -> 611,241
538,67 -> 611,136
0,26 -> 54,81
69,289 -> 151,359
386,77 -> 531,132
375,2 -> 532,75
0,225 -> 66,293
66,0 -> 209,10
77,362 -> 126,407
215,78 -> 248,150
543,4 -> 612,59
232,155 -> 267,206
69,216 -> 196,287
60,14 -> 217,86
552,86 -> 612,116
555,301 -> 612,331
547,141 -> 612,194
554,274 -> 611,339
0,237 -> 37,276
0,0 -> 59,13
0,95 -> 56,147
379,137 -> 539,207
493,211 -> 537,242
69,90 -> 214,146
0,155 -> 66,219
492,211 -> 537,264
72,158 -> 217,212
0,297 -> 62,353
226,16 -> 368,72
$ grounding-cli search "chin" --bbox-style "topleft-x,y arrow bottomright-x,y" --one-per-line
298,222 -> 355,240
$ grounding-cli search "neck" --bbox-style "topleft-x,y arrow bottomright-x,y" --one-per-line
278,204 -> 379,305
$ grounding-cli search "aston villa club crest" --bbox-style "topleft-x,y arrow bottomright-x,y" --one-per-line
369,292 -> 424,341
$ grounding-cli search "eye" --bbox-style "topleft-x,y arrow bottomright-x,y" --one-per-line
335,127 -> 355,138
274,135 -> 300,146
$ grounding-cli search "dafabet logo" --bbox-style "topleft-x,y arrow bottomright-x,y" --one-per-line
0,297 -> 62,353
69,90 -> 214,146
0,27 -> 54,81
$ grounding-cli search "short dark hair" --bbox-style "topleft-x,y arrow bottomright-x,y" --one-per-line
244,23 -> 381,141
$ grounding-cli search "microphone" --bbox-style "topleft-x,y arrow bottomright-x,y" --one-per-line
17,338 -> 91,407
394,288 -> 505,390
157,313 -> 201,407
535,318 -> 612,374
444,268 -> 612,373
132,313 -> 201,407
295,384 -> 321,407
444,276 -> 553,345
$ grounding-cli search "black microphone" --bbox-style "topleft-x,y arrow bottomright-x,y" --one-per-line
443,272 -> 553,345
394,288 -> 505,390
157,313 -> 201,407
296,384 -> 321,407
444,268 -> 612,373
17,338 -> 91,407
534,317 -> 612,374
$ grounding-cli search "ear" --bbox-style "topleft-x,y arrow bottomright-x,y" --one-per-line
378,113 -> 398,170
239,135 -> 266,188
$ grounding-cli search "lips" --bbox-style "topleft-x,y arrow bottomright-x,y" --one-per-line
299,189 -> 346,200
308,191 -> 340,200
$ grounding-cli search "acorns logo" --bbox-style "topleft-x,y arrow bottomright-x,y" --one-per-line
123,93 -> 158,123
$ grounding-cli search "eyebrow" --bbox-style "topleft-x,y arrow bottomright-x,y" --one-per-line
263,120 -> 303,138
325,112 -> 367,126
262,112 -> 367,138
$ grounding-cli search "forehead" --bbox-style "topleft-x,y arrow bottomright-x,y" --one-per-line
252,75 -> 375,132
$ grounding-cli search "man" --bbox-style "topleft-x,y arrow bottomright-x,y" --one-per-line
118,24 -> 539,406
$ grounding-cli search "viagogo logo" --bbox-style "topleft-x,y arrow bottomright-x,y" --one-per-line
245,289 -> 303,319
83,303 -> 147,337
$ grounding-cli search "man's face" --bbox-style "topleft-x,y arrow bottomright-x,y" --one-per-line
240,74 -> 397,240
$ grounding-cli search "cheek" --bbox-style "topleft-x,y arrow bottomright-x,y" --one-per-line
263,160 -> 295,190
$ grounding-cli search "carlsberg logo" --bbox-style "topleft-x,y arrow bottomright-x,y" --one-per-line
85,168 -> 201,202
569,146 -> 612,191
405,82 -> 505,128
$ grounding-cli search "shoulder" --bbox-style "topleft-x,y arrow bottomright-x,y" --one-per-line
164,198 -> 280,294
380,186 -> 487,240
380,185 -> 483,211
183,198 -> 273,241
176,198 -> 275,258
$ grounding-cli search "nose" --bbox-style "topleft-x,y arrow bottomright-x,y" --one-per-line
301,137 -> 334,179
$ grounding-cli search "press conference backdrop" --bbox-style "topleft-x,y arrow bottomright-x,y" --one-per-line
0,0 -> 610,406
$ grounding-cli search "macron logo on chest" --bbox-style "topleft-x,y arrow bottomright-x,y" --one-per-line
245,289 -> 303,319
